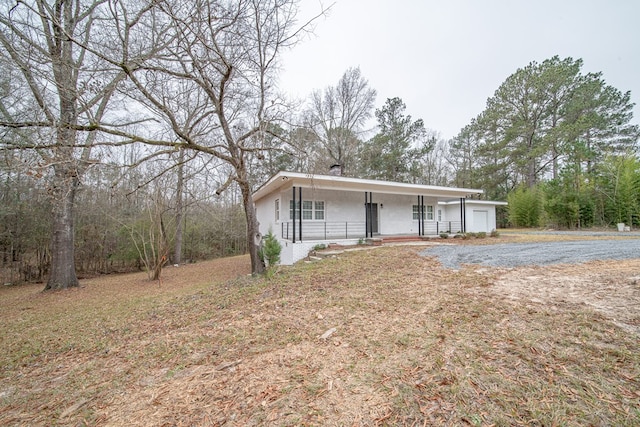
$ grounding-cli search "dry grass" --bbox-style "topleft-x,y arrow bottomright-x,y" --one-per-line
1,237 -> 639,426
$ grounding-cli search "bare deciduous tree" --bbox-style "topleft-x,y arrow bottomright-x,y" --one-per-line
1,0 -> 326,281
124,185 -> 173,281
111,0 -> 325,274
305,67 -> 376,174
0,0 -> 137,290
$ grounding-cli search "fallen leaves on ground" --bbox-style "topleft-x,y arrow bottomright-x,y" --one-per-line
1,243 -> 639,426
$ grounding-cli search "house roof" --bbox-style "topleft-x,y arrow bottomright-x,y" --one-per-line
439,200 -> 508,206
252,171 -> 484,202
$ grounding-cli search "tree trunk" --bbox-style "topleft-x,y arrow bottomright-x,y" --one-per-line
526,132 -> 537,188
173,148 -> 184,264
152,212 -> 169,281
238,176 -> 265,275
43,0 -> 80,290
44,168 -> 79,290
526,160 -> 537,188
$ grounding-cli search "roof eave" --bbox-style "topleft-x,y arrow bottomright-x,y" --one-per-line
252,172 -> 484,201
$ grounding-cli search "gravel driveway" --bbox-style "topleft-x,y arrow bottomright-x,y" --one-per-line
420,237 -> 640,269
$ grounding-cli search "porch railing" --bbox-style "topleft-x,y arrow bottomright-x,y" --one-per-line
280,220 -> 465,241
434,221 -> 463,235
281,221 -> 366,241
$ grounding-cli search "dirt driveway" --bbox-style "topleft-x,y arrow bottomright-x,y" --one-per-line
421,235 -> 640,335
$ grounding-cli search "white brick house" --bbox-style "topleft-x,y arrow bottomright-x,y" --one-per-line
253,171 -> 507,265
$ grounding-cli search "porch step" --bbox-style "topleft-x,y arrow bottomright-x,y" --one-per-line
315,250 -> 344,258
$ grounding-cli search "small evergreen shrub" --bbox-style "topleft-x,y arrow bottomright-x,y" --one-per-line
439,232 -> 449,239
260,229 -> 282,268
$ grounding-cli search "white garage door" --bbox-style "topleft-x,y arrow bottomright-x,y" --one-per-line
472,210 -> 489,232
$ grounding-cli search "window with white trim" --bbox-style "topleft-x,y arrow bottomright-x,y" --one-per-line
426,205 -> 434,220
290,200 -> 325,220
302,200 -> 313,220
275,199 -> 280,222
412,205 -> 424,220
289,200 -> 299,220
437,209 -> 442,222
413,205 -> 435,220
315,201 -> 325,220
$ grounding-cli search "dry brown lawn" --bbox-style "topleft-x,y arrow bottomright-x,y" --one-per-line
1,235 -> 639,426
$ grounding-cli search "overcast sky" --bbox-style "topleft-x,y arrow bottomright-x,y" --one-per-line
279,0 -> 640,140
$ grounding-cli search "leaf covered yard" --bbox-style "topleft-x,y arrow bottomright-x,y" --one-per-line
1,242 -> 639,426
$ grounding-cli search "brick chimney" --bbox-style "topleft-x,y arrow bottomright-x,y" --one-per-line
329,164 -> 342,176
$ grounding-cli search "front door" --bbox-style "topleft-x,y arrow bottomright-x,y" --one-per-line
366,203 -> 379,234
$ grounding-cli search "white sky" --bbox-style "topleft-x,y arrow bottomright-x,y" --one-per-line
279,0 -> 640,140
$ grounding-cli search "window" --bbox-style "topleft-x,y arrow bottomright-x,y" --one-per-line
289,200 -> 300,220
302,200 -> 313,220
275,199 -> 280,222
315,201 -> 325,220
412,205 -> 424,220
413,205 -> 435,220
289,200 -> 325,220
437,209 -> 442,222
426,205 -> 434,220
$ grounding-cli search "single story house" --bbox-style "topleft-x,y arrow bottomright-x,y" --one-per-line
253,170 -> 507,265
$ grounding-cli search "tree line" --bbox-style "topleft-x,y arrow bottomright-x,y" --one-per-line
1,0 -> 314,287
448,56 -> 639,228
1,145 -> 247,283
1,1 -> 638,289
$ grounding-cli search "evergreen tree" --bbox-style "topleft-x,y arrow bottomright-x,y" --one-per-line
359,97 -> 433,182
464,57 -> 637,193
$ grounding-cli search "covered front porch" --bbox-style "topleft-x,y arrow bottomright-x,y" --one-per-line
278,185 -> 472,243
279,219 -> 464,241
253,171 -> 486,265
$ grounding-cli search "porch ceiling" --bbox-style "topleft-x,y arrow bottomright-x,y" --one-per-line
253,171 -> 483,201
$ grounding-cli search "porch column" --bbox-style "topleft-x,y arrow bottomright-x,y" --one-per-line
421,195 -> 425,236
460,197 -> 466,233
364,191 -> 373,238
364,192 -> 368,238
369,192 -> 373,237
463,197 -> 466,232
292,187 -> 296,243
299,186 -> 303,241
417,196 -> 422,236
